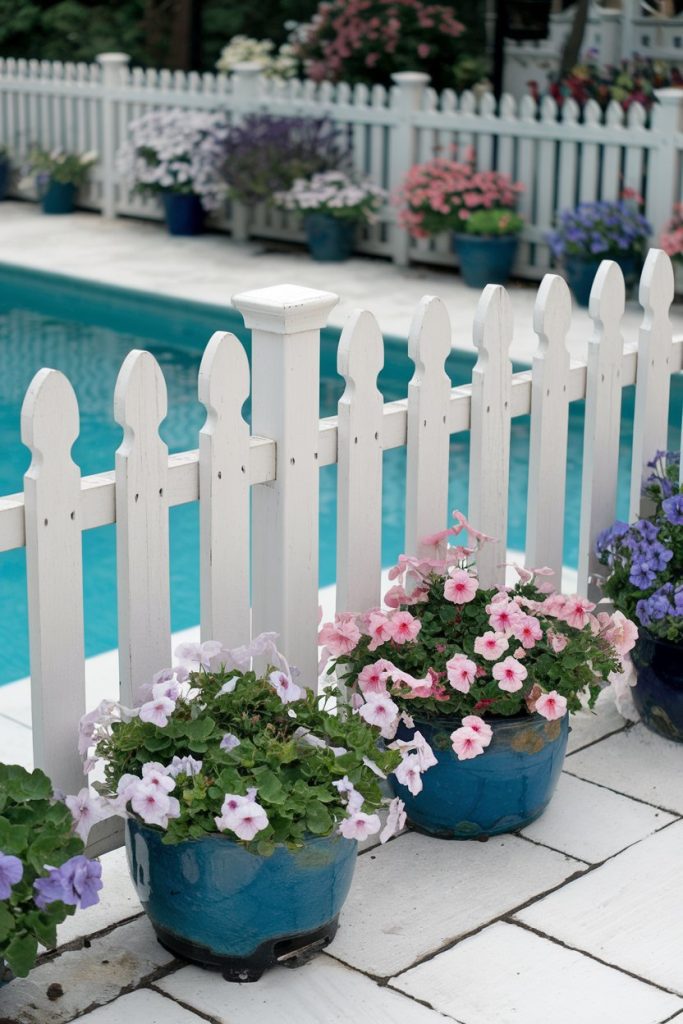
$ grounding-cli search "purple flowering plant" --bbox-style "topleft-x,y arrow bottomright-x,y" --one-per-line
596,451 -> 683,642
84,634 -> 403,856
0,764 -> 103,978
548,200 -> 651,261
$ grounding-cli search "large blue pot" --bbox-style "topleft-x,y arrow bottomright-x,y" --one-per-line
390,712 -> 568,838
126,819 -> 357,981
452,233 -> 519,288
41,179 -> 76,214
304,213 -> 356,262
631,632 -> 683,743
161,192 -> 205,236
564,253 -> 639,307
0,158 -> 10,201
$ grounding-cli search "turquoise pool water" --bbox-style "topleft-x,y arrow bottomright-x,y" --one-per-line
0,265 -> 681,686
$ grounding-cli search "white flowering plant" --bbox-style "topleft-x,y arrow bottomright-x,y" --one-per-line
81,635 -> 403,857
215,35 -> 297,79
275,170 -> 386,223
26,146 -> 97,187
116,109 -> 230,211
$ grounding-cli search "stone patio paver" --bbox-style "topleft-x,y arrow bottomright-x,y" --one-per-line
327,830 -> 584,978
565,690 -> 628,755
76,989 -> 206,1023
157,955 -> 454,1024
520,772 -> 675,863
515,821 -> 683,995
391,922 -> 683,1024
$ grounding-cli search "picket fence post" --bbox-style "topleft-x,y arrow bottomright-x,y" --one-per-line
230,62 -> 263,243
97,52 -> 129,219
389,72 -> 430,268
646,90 -> 683,248
233,285 -> 338,688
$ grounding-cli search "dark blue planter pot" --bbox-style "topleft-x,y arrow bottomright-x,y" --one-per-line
0,159 -> 10,201
389,712 -> 569,839
162,192 -> 205,236
631,632 -> 683,743
41,180 -> 76,215
0,959 -> 12,987
304,214 -> 356,262
452,233 -> 519,288
564,253 -> 639,307
126,819 -> 357,981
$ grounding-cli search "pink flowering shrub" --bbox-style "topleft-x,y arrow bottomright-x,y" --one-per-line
396,154 -> 524,239
660,204 -> 683,263
82,634 -> 402,855
293,0 -> 466,91
320,511 -> 637,772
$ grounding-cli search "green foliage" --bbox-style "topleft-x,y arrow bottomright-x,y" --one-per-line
460,208 -> 524,237
0,765 -> 84,978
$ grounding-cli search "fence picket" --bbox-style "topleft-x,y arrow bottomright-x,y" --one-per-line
114,350 -> 171,705
22,369 -> 85,796
336,310 -> 384,613
579,99 -> 601,202
404,296 -> 452,558
198,332 -> 251,648
578,261 -> 625,600
468,286 -> 513,587
525,275 -> 571,580
630,249 -> 675,519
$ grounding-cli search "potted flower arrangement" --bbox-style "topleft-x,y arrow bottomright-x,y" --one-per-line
548,198 -> 651,307
275,171 -> 386,262
397,155 -> 525,288
320,513 -> 635,839
82,634 -> 402,981
25,147 -> 97,214
117,109 -> 230,236
596,450 -> 683,742
0,146 -> 10,201
0,763 -> 104,983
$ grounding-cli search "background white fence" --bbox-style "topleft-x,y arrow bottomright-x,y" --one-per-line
2,54 -> 683,278
0,249 -> 681,855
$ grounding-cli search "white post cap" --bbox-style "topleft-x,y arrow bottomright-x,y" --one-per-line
232,284 -> 339,334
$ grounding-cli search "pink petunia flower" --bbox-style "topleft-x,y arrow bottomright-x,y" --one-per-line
269,670 -> 303,704
223,801 -> 270,841
535,690 -> 568,721
390,611 -> 422,644
130,783 -> 180,829
358,692 -> 399,739
450,726 -> 485,760
603,610 -> 638,658
546,629 -> 568,653
394,753 -> 424,795
65,788 -> 108,843
380,797 -> 406,844
339,810 -> 381,841
492,656 -> 528,692
558,595 -> 596,630
461,715 -> 493,747
367,612 -> 395,651
488,599 -> 522,634
446,653 -> 477,693
444,568 -> 479,605
318,614 -> 362,657
512,614 -> 543,650
141,763 -> 175,793
138,695 -> 175,728
474,631 -> 509,661
357,659 -> 392,694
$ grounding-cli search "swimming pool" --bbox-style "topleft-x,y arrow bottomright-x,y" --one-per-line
0,264 -> 681,686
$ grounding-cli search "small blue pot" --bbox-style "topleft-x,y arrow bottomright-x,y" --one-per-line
304,213 -> 356,262
631,632 -> 683,743
390,712 -> 569,839
162,192 -> 205,236
41,179 -> 76,214
126,819 -> 357,981
0,158 -> 10,201
564,253 -> 639,307
452,233 -> 519,288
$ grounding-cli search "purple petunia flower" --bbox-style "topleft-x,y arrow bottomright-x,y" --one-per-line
662,493 -> 683,526
629,562 -> 658,589
0,851 -> 23,899
34,855 -> 102,911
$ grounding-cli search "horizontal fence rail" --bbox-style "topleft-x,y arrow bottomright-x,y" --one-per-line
2,55 -> 683,277
0,250 -> 681,854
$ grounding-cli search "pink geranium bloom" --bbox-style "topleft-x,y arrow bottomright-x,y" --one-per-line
358,692 -> 399,739
444,568 -> 479,605
394,753 -> 423,795
446,653 -> 477,693
339,810 -> 381,841
535,690 -> 568,721
390,611 -> 422,644
450,726 -> 485,760
492,656 -> 528,692
547,629 -> 568,653
380,797 -> 406,844
512,614 -> 543,650
461,715 -> 493,747
558,595 -> 596,630
357,659 -> 392,694
269,670 -> 303,704
474,631 -> 509,661
138,695 -> 175,728
367,612 -> 395,651
318,614 -> 361,657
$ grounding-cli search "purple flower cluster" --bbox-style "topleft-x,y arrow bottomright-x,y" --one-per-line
636,583 -> 683,627
548,200 -> 651,260
0,851 -> 23,899
645,450 -> 680,499
33,855 -> 102,911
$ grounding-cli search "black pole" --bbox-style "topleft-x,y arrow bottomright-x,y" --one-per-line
190,0 -> 203,71
493,0 -> 508,101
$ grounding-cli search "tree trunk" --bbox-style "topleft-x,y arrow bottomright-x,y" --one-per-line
559,0 -> 590,76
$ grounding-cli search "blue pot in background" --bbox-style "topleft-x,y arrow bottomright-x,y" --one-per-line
304,213 -> 356,261
126,819 -> 357,981
0,158 -> 10,201
162,192 -> 205,236
41,179 -> 76,214
631,631 -> 683,742
564,252 -> 639,307
452,233 -> 519,288
390,712 -> 569,838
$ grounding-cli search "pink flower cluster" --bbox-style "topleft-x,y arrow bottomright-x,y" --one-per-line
215,790 -> 269,842
334,776 -> 405,844
113,763 -> 181,829
660,203 -> 683,261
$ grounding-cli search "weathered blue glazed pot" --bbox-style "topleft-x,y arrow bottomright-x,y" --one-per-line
631,631 -> 683,743
390,712 -> 569,839
126,819 -> 357,981
564,253 -> 639,307
304,213 -> 355,261
452,233 -> 519,288
40,179 -> 76,214
162,192 -> 205,236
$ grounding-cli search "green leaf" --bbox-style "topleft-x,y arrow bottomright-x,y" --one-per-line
4,932 -> 38,978
305,803 -> 333,835
0,818 -> 29,855
0,902 -> 15,943
23,910 -> 58,949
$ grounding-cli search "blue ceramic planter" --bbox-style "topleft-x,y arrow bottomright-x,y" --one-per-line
41,179 -> 76,214
564,253 -> 639,307
0,158 -> 9,201
304,213 -> 355,261
162,192 -> 205,236
390,712 -> 569,838
126,819 -> 357,981
631,632 -> 683,743
452,233 -> 519,288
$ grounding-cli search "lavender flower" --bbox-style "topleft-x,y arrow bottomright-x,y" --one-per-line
34,855 -> 102,910
662,493 -> 683,525
548,201 -> 651,261
0,851 -> 23,899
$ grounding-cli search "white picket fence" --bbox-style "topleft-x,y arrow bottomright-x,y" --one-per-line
2,54 -> 683,278
0,250 -> 681,855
